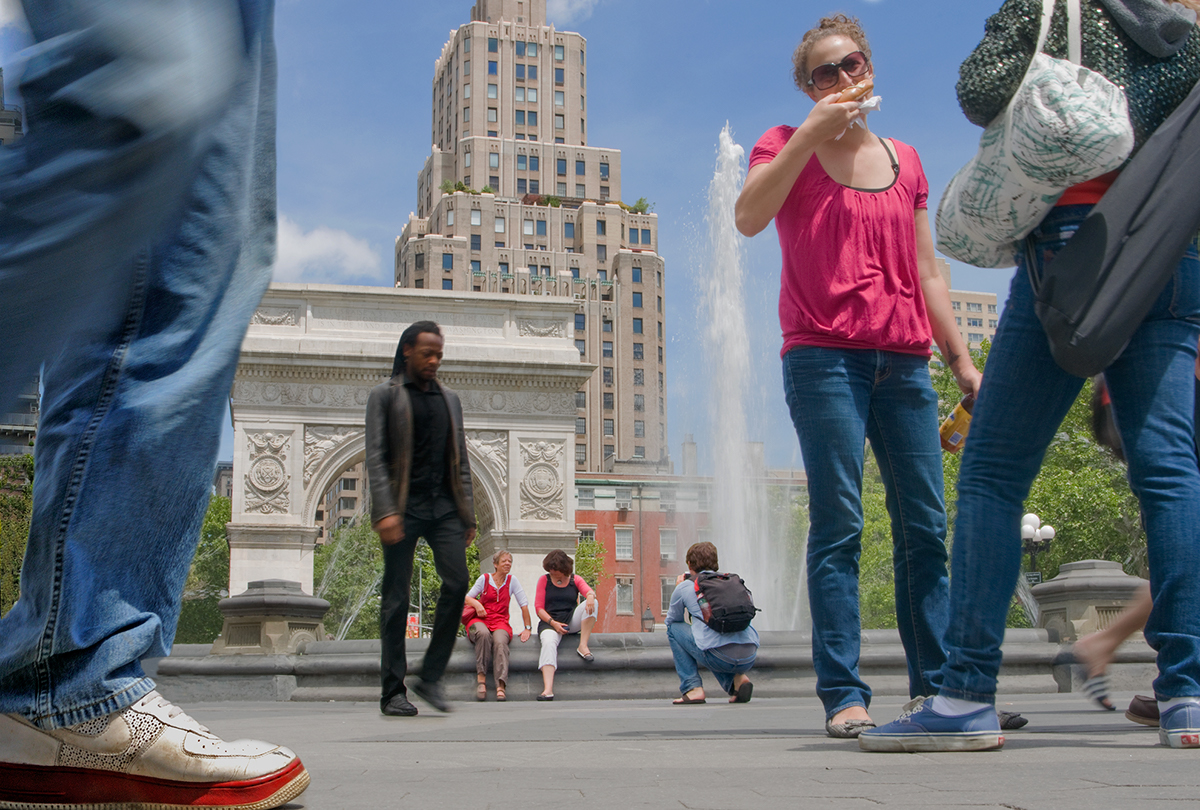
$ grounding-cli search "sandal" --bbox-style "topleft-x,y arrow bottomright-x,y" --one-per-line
673,693 -> 706,705
730,679 -> 753,704
997,710 -> 1028,730
825,718 -> 875,738
496,682 -> 507,702
536,693 -> 554,701
475,682 -> 487,701
1080,672 -> 1116,711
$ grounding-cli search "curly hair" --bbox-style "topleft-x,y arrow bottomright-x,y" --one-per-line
686,542 -> 719,573
792,14 -> 872,92
542,549 -> 574,576
492,549 -> 513,567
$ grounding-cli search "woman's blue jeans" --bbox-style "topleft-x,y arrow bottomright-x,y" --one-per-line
782,347 -> 950,719
666,622 -> 756,696
940,205 -> 1200,703
0,0 -> 276,728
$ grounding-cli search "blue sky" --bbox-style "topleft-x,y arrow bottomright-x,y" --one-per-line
2,0 -> 1016,470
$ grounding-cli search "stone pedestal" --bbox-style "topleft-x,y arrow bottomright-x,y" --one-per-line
210,579 -> 331,655
1032,560 -> 1148,643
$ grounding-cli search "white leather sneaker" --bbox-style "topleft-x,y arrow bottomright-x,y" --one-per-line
0,691 -> 309,809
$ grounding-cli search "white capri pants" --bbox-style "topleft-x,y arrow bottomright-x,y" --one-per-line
538,600 -> 599,670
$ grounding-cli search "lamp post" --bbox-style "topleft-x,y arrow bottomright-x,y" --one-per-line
1021,512 -> 1055,580
641,606 -> 655,633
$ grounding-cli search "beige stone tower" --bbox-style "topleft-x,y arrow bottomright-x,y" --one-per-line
396,0 -> 669,473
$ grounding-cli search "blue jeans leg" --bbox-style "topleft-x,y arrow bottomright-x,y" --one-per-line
667,622 -> 704,694
940,206 -> 1200,702
783,347 -> 949,717
0,0 -> 276,729
701,647 -> 757,696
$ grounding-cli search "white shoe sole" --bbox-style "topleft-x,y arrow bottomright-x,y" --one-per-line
859,732 -> 1004,752
1160,729 -> 1200,748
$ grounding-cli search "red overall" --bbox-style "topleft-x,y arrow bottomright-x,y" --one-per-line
464,575 -> 513,639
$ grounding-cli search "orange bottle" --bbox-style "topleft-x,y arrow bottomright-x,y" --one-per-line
939,394 -> 976,453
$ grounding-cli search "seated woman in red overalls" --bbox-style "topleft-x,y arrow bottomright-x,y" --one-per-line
463,550 -> 533,702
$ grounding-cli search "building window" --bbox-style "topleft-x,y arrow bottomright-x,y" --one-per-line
530,179 -> 539,193
571,266 -> 580,279
488,83 -> 498,99
527,42 -> 538,57
598,269 -> 606,281
630,229 -> 639,245
642,229 -> 651,244
497,262 -> 508,275
557,158 -> 567,175
470,260 -> 481,273
633,343 -> 644,361
967,302 -> 983,312
657,296 -> 662,313
633,445 -> 645,458
517,154 -> 527,170
969,332 -> 985,342
488,107 -> 498,123
632,292 -> 642,308
555,90 -> 565,106
516,41 -> 525,57
540,265 -> 551,277
604,418 -> 614,436
524,219 -> 534,236
597,244 -> 607,262
337,496 -> 356,512
658,346 -> 664,363
442,253 -> 454,270
634,394 -> 644,411
603,341 -> 613,358
575,160 -> 586,176
603,367 -> 613,385
515,63 -> 525,80
555,44 -> 565,61
600,162 -> 610,179
631,266 -> 641,283
576,444 -> 586,464
575,391 -> 587,408
575,183 -> 585,197
495,216 -> 505,233
578,489 -> 594,509
989,319 -> 998,328
658,322 -> 663,339
470,209 -> 482,226
615,530 -> 633,561
616,578 -> 634,613
564,222 -> 575,239
575,313 -> 585,331
515,109 -> 525,126
414,253 -> 425,271
442,279 -> 453,290
528,65 -> 537,80
988,304 -> 998,313
527,111 -> 537,126
967,318 -> 983,327
463,84 -> 471,99
660,528 -> 677,561
951,301 -> 961,311
633,318 -> 643,334
575,417 -> 586,435
527,88 -> 537,102
557,182 -> 567,196
555,67 -> 565,84
604,443 -> 615,459
603,392 -> 614,410
537,220 -> 547,237
470,234 -> 481,251
575,339 -> 586,356
634,368 -> 644,386
634,420 -> 645,438
415,279 -> 424,288
463,37 -> 471,53
555,114 -> 565,130
488,37 -> 498,52
603,319 -> 612,333
955,316 -> 962,325
488,60 -> 497,75
661,578 -> 675,613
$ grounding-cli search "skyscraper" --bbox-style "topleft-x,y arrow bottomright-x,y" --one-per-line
395,0 -> 669,473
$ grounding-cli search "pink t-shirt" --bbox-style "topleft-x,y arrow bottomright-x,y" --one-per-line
748,126 -> 933,357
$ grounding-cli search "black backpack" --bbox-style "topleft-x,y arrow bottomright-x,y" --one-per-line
693,572 -> 759,633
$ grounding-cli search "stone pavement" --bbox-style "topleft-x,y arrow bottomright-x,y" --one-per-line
185,691 -> 1198,809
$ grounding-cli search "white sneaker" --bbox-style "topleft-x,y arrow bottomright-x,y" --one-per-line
0,690 -> 309,809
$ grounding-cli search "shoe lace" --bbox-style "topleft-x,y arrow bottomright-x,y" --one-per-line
143,692 -> 211,734
894,695 -> 930,723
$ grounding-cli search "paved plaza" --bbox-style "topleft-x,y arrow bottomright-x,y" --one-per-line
187,691 -> 1196,809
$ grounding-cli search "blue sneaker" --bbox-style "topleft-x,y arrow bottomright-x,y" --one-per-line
1158,702 -> 1200,749
859,697 -> 1003,752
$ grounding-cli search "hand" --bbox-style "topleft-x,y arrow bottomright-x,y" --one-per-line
675,573 -> 687,586
585,595 -> 596,615
374,515 -> 403,546
951,358 -> 983,399
800,93 -> 867,144
464,526 -> 477,547
552,620 -> 569,635
519,629 -> 531,643
474,605 -> 487,618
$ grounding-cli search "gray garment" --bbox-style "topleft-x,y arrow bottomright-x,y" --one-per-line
468,623 -> 512,684
1097,0 -> 1197,57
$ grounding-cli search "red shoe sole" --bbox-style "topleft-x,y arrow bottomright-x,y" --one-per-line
0,756 -> 308,809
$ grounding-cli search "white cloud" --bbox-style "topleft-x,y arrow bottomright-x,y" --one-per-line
546,0 -> 601,26
273,214 -> 382,284
0,0 -> 27,31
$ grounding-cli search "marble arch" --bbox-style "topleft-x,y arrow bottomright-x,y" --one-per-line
227,283 -> 593,597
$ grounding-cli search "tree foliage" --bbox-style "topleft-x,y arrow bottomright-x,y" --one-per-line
0,455 -> 33,618
573,534 -> 607,591
174,496 -> 231,644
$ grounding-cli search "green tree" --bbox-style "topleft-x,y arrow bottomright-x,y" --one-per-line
438,179 -> 454,194
573,534 -> 607,590
630,197 -> 653,213
0,454 -> 33,618
313,519 -> 384,640
480,185 -> 495,195
174,496 -> 231,644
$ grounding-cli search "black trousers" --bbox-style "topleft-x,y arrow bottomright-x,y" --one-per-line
379,509 -> 469,706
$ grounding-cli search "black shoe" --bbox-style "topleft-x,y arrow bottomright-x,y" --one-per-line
412,679 -> 452,713
997,710 -> 1028,730
381,694 -> 418,716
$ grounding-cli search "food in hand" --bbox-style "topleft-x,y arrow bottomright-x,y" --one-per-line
838,80 -> 874,103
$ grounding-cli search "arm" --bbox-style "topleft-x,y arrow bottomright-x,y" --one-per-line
534,575 -> 548,622
956,0 -> 1040,126
365,384 -> 403,545
519,605 -> 532,642
916,209 -> 982,397
574,574 -> 597,612
735,98 -> 870,237
664,581 -> 688,626
451,393 -> 476,544
508,576 -> 534,640
465,574 -> 486,616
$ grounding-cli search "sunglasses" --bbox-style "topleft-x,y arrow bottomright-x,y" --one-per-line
807,51 -> 870,91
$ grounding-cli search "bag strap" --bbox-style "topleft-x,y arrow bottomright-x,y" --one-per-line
1066,0 -> 1082,64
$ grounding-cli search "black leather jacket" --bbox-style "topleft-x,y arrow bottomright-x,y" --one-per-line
365,371 -> 475,529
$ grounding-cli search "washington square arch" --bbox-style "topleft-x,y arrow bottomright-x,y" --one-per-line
226,283 -> 593,609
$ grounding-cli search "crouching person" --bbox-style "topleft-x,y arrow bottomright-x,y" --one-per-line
665,542 -> 759,704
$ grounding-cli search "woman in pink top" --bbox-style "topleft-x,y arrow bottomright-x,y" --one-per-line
735,14 -> 981,738
533,549 -> 598,701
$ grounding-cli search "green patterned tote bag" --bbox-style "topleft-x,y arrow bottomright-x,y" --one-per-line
936,0 -> 1134,268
